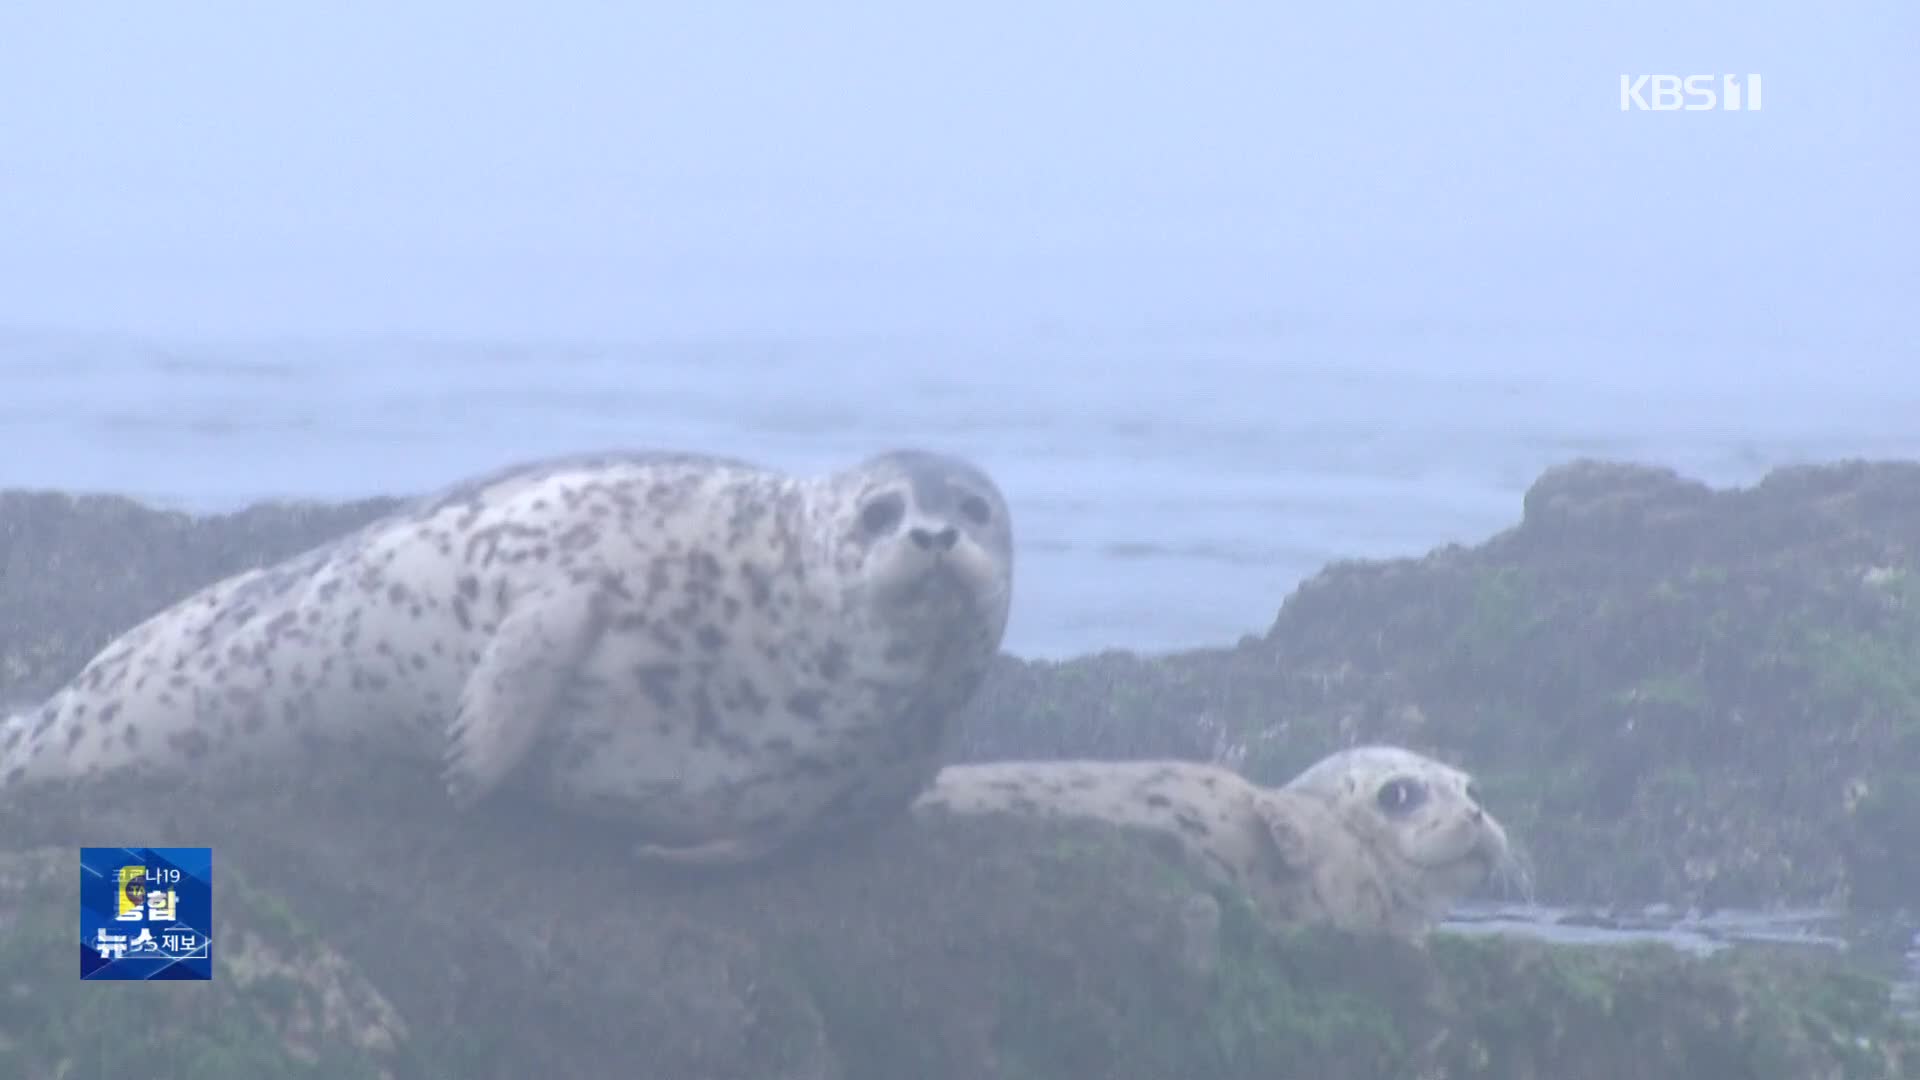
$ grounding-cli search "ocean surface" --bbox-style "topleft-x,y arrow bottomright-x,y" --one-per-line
2,322 -> 1917,660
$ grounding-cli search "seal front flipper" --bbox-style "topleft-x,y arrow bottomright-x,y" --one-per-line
1251,789 -> 1325,874
443,582 -> 607,809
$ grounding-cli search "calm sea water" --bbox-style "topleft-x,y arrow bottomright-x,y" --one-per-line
2,323 -> 1917,659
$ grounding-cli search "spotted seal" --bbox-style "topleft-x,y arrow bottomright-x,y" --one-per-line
911,745 -> 1515,938
0,448 -> 1015,867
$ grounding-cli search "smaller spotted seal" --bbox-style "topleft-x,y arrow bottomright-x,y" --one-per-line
911,745 -> 1515,939
1,448 -> 1016,869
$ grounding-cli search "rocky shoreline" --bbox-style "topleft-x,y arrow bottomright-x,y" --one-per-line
960,458 -> 1920,911
4,458 -> 1919,1078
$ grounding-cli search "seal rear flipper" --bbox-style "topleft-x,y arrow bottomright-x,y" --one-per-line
1251,790 -> 1328,874
631,833 -> 785,868
442,583 -> 607,809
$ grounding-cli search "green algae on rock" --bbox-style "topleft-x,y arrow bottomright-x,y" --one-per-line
0,847 -> 407,1080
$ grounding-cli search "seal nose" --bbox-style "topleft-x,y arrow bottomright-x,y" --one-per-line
909,525 -> 960,552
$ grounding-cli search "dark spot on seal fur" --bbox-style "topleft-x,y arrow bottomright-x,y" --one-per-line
695,626 -> 728,652
791,754 -> 837,778
635,664 -> 679,710
690,551 -> 723,580
741,563 -> 773,608
736,678 -> 769,715
745,810 -> 789,834
168,730 -> 213,760
818,641 -> 850,680
1145,793 -> 1172,809
785,690 -> 827,724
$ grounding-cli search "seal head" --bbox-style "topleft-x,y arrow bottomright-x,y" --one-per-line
822,449 -> 1013,634
910,745 -> 1515,940
1283,744 -> 1514,930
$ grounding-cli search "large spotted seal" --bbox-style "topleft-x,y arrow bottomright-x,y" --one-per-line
911,745 -> 1515,938
0,448 -> 1015,867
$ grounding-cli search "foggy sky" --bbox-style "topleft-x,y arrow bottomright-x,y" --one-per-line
0,2 -> 1913,355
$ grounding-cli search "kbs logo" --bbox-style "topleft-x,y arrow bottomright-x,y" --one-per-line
1619,74 -> 1763,112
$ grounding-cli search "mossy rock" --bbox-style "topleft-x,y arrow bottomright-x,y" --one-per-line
6,765 -> 1920,1079
0,848 -> 406,1079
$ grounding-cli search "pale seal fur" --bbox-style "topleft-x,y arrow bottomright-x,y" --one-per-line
911,745 -> 1513,938
1,448 -> 1014,867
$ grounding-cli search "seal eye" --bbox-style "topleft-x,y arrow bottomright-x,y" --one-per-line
860,493 -> 905,536
957,494 -> 993,526
1376,777 -> 1426,816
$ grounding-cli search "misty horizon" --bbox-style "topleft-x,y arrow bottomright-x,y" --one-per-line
0,2 -> 1913,354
